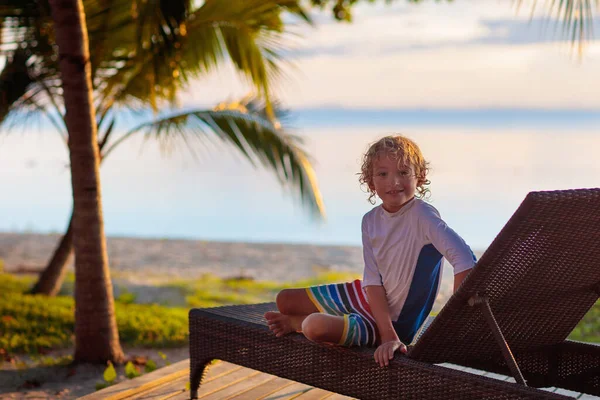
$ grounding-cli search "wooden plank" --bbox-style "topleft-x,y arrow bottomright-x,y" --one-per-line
159,367 -> 262,400
159,392 -> 190,400
201,371 -> 275,400
79,359 -> 352,400
200,361 -> 244,382
438,363 -> 466,371
160,391 -> 192,400
194,367 -> 261,399
127,375 -> 188,399
164,369 -> 276,400
461,366 -> 487,376
79,360 -> 190,400
326,394 -> 355,399
553,388 -> 585,397
293,387 -> 335,399
230,377 -> 296,400
128,362 -> 244,400
481,371 -> 510,381
261,382 -> 314,400
80,359 -> 241,400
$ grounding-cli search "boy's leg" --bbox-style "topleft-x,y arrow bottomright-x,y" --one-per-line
276,288 -> 318,315
267,281 -> 378,346
301,313 -> 345,344
265,288 -> 319,337
304,312 -> 378,347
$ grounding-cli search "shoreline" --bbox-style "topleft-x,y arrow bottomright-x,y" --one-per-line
0,232 -> 485,276
0,232 -> 365,283
0,229 -> 364,249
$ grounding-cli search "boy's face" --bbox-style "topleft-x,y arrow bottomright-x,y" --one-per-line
369,153 -> 418,213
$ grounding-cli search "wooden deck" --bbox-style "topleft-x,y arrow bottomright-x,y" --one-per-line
79,359 -> 353,400
81,359 -> 600,400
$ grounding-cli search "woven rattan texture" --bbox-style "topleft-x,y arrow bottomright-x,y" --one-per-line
411,189 -> 600,365
459,340 -> 600,395
189,304 -> 568,399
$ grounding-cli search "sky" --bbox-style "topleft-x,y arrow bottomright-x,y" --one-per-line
183,1 -> 600,110
1,0 -> 600,251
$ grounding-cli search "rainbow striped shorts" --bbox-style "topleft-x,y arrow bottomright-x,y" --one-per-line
305,279 -> 378,347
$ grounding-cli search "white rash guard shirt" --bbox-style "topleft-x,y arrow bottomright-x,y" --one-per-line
361,198 -> 476,342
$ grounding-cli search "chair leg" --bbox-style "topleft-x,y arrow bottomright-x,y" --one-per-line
190,358 -> 213,399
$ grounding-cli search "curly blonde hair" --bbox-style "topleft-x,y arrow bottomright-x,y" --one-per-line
359,135 -> 431,204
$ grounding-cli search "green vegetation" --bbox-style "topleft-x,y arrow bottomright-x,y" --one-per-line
1,271 -> 597,359
0,271 -> 359,356
0,274 -> 189,354
184,271 -> 357,308
570,302 -> 600,343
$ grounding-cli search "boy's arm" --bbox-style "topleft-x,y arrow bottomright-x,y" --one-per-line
362,215 -> 405,366
365,285 -> 407,367
418,203 -> 476,278
454,269 -> 470,292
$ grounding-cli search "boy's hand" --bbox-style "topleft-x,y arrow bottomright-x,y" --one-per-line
374,340 -> 407,367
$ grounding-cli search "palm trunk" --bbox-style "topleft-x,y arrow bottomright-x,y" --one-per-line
48,0 -> 124,363
29,213 -> 74,296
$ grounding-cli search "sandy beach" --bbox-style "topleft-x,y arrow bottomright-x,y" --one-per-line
0,232 -> 366,282
0,232 -> 485,303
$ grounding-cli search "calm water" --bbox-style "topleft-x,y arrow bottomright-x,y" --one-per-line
1,109 -> 599,251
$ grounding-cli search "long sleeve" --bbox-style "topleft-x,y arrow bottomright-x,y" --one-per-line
362,215 -> 383,286
418,203 -> 476,274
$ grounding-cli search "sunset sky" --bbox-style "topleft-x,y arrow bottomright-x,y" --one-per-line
183,1 -> 600,110
1,1 -> 600,249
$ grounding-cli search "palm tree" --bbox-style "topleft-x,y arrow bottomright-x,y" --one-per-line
47,0 -> 124,363
1,0 -> 321,363
1,0 -> 322,297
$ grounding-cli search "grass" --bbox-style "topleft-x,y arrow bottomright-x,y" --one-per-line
183,271 -> 358,308
0,270 -> 360,356
569,303 -> 600,343
1,269 -> 598,358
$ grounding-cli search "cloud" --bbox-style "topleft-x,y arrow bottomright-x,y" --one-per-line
283,3 -> 600,59
283,42 -> 600,108
179,2 -> 600,110
283,3 -> 496,58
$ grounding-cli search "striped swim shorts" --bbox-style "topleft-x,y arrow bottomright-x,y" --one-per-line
305,279 -> 379,347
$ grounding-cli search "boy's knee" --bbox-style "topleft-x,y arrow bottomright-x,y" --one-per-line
301,313 -> 328,342
275,289 -> 294,314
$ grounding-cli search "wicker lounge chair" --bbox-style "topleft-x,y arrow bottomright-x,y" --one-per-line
189,189 -> 600,399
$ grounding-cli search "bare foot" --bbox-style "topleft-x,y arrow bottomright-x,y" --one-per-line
264,311 -> 301,337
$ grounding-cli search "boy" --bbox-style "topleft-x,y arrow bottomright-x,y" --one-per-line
265,135 -> 476,367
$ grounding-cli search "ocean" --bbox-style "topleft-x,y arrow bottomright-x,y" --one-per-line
1,108 -> 599,251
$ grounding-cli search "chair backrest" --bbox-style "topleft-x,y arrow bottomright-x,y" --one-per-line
409,189 -> 600,365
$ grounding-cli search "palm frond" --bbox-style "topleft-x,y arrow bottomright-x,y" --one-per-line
279,0 -> 313,24
217,24 -> 284,116
102,102 -> 325,219
0,49 -> 34,125
2,0 -> 310,121
515,0 -> 599,55
94,0 -> 308,116
0,0 -> 53,50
